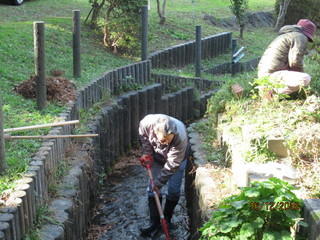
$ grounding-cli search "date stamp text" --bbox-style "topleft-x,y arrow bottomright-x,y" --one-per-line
250,202 -> 300,211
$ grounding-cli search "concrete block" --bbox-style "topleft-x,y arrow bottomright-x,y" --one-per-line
39,224 -> 64,240
267,138 -> 289,157
303,199 -> 320,240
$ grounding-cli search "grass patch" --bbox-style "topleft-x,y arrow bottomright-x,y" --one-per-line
0,0 -> 131,188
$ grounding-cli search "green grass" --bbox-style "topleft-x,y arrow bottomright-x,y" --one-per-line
148,0 -> 276,52
161,0 -> 274,17
0,0 -> 132,188
0,0 -> 277,190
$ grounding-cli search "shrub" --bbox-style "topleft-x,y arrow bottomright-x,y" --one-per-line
89,0 -> 147,54
275,0 -> 320,25
199,177 -> 307,240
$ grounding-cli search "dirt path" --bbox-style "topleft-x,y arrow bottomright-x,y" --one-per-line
85,149 -> 190,240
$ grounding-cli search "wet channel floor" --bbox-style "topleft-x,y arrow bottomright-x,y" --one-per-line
85,150 -> 190,240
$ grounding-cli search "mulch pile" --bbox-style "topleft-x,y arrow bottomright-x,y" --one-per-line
13,70 -> 77,104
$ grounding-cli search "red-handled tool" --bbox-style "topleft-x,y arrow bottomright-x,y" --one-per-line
142,156 -> 175,240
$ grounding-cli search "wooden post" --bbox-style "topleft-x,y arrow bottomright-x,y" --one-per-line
141,5 -> 148,61
34,21 -> 47,110
195,25 -> 202,77
73,10 -> 81,78
0,89 -> 6,174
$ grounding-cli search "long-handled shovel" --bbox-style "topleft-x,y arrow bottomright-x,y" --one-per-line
145,164 -> 176,240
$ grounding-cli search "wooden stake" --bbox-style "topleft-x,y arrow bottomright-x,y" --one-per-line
4,120 -> 80,133
4,134 -> 98,140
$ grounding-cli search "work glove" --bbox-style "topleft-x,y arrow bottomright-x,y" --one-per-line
139,155 -> 152,167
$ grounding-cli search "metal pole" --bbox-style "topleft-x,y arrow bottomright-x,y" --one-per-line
231,39 -> 237,76
195,25 -> 202,77
73,10 -> 81,78
232,39 -> 237,58
33,21 -> 47,110
141,5 -> 149,61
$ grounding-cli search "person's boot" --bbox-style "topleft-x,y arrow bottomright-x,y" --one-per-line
140,196 -> 161,236
163,198 -> 179,229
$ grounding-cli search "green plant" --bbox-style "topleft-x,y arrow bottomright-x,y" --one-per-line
191,118 -> 229,166
206,73 -> 255,117
120,80 -> 142,93
229,0 -> 249,39
275,0 -> 320,25
78,88 -> 114,125
89,0 -> 147,54
250,76 -> 289,101
199,177 -> 307,240
48,158 -> 72,197
24,205 -> 62,240
244,137 -> 278,163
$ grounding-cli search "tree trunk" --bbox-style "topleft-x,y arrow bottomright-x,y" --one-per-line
274,0 -> 291,32
157,0 -> 167,25
239,25 -> 244,39
90,0 -> 106,27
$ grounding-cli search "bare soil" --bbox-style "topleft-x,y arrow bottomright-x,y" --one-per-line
13,70 -> 77,104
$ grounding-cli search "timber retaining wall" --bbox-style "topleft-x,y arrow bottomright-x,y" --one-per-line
149,32 -> 232,69
0,53 -> 225,239
35,81 -> 217,239
0,30 -> 280,240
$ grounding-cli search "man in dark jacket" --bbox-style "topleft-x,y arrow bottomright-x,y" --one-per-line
257,19 -> 316,95
138,114 -> 189,237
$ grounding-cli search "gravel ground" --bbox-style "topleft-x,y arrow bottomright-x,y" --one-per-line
86,150 -> 190,240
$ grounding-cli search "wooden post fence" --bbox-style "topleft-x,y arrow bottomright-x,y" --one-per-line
33,21 -> 47,111
73,10 -> 81,78
195,25 -> 202,77
141,5 -> 148,61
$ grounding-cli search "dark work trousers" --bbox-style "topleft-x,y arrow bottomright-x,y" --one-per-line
147,159 -> 187,202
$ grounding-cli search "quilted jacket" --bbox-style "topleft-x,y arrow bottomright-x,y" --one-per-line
257,25 -> 308,78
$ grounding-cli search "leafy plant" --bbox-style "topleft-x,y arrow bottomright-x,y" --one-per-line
250,76 -> 289,101
275,0 -> 320,25
244,137 -> 278,163
199,177 -> 307,240
89,0 -> 147,54
114,81 -> 143,95
229,0 -> 249,39
206,73 -> 255,118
